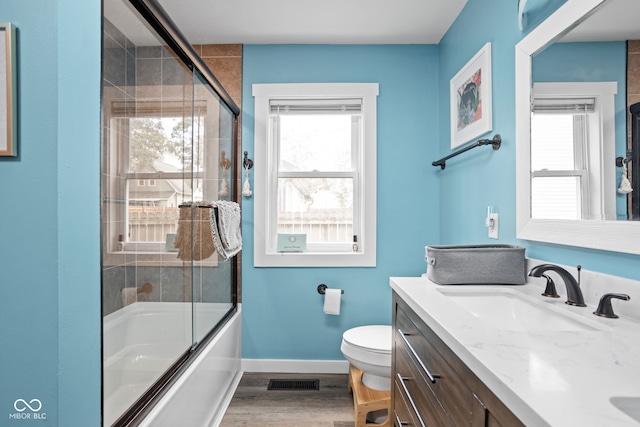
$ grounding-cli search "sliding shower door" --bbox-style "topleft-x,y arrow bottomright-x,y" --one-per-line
192,70 -> 237,345
101,0 -> 239,425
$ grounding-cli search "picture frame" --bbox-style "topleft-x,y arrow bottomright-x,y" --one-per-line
450,42 -> 492,149
0,23 -> 17,157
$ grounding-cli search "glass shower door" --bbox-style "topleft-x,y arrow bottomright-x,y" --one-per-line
192,70 -> 237,345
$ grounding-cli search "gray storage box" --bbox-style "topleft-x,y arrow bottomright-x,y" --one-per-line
425,244 -> 526,285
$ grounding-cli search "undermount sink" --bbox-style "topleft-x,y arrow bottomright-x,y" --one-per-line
438,288 -> 606,332
610,397 -> 640,423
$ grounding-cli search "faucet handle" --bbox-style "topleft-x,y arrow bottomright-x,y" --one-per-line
540,274 -> 560,298
593,293 -> 630,319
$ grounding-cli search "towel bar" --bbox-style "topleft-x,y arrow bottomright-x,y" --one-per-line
432,134 -> 501,170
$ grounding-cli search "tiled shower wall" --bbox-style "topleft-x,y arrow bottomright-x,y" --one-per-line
194,44 -> 243,110
101,19 -> 242,316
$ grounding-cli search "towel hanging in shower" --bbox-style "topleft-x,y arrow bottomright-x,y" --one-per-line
175,204 -> 216,261
209,200 -> 242,260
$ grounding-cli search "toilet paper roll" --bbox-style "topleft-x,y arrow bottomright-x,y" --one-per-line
323,288 -> 342,315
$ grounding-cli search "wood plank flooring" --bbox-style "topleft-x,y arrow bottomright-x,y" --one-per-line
220,373 -> 355,427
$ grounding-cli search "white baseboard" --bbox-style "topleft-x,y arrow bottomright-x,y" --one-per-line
241,358 -> 349,374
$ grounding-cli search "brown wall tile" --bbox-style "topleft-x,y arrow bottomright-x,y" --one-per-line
628,40 -> 640,53
628,94 -> 640,108
629,53 -> 640,95
200,44 -> 242,58
203,57 -> 243,102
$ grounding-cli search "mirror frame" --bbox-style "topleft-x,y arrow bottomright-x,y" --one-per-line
516,0 -> 640,256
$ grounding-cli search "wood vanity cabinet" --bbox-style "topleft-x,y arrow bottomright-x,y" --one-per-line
392,292 -> 524,427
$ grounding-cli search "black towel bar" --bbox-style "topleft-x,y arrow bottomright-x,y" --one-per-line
432,134 -> 501,170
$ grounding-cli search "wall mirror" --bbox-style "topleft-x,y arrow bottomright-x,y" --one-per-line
516,0 -> 640,255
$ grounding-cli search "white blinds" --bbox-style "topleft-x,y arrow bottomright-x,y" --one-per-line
532,97 -> 595,114
269,98 -> 362,114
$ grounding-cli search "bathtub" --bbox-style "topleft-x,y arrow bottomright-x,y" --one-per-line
103,302 -> 242,427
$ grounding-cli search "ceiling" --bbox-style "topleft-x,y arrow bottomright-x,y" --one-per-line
106,0 -> 468,45
560,0 -> 640,42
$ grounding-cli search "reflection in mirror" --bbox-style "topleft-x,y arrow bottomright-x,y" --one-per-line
530,0 -> 640,221
515,0 -> 640,255
631,103 -> 640,217
530,82 -> 617,220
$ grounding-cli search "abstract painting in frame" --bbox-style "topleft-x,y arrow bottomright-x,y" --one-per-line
450,42 -> 492,149
0,23 -> 17,157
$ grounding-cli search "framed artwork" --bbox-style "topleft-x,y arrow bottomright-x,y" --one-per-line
450,42 -> 492,149
0,23 -> 17,157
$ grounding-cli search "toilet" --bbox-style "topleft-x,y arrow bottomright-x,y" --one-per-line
340,325 -> 392,391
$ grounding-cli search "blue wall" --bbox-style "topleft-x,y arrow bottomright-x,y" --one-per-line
2,0 -> 639,424
0,1 -> 101,425
241,44 -> 440,359
437,0 -> 640,280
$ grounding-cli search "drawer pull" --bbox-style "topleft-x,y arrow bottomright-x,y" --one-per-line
395,414 -> 409,426
397,373 -> 426,427
398,329 -> 440,383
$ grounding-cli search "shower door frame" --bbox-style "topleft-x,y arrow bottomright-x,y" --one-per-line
102,0 -> 240,425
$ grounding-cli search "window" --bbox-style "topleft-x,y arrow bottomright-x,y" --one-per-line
253,83 -> 378,267
123,115 -> 203,251
105,106 -> 213,255
531,98 -> 592,219
531,82 -> 617,221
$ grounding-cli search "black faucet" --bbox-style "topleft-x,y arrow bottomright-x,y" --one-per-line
528,264 -> 586,307
593,293 -> 630,318
540,274 -> 560,298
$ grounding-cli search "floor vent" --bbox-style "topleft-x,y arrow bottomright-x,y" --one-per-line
267,379 -> 320,391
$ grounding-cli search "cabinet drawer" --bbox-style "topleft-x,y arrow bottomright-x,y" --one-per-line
393,381 -> 419,427
395,304 -> 473,425
395,339 -> 453,426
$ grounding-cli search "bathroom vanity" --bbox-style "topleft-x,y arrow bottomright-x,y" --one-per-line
390,276 -> 640,426
393,293 -> 523,426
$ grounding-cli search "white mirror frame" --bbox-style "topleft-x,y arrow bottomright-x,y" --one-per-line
515,0 -> 640,256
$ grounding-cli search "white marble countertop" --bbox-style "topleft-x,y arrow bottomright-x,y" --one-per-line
390,276 -> 640,426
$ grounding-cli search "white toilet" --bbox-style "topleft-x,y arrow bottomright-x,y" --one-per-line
340,325 -> 392,391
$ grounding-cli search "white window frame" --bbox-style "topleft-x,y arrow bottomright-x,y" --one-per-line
253,83 -> 378,267
532,82 -> 617,221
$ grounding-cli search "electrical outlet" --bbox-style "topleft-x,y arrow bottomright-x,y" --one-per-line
488,213 -> 499,239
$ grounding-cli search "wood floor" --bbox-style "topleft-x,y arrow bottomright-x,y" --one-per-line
219,372 -> 355,427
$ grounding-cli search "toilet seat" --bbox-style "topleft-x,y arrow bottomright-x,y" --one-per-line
342,325 -> 392,354
341,325 -> 392,391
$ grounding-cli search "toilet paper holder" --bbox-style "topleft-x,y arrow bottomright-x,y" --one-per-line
317,283 -> 344,295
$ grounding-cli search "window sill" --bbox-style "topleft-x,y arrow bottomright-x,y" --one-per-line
103,251 -> 220,268
255,251 -> 375,268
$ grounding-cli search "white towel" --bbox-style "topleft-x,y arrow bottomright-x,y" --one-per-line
210,200 -> 242,260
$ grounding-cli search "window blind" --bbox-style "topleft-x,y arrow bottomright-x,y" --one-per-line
532,98 -> 595,114
269,98 -> 362,114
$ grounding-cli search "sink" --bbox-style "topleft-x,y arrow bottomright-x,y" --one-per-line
610,397 -> 640,423
438,288 -> 606,332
